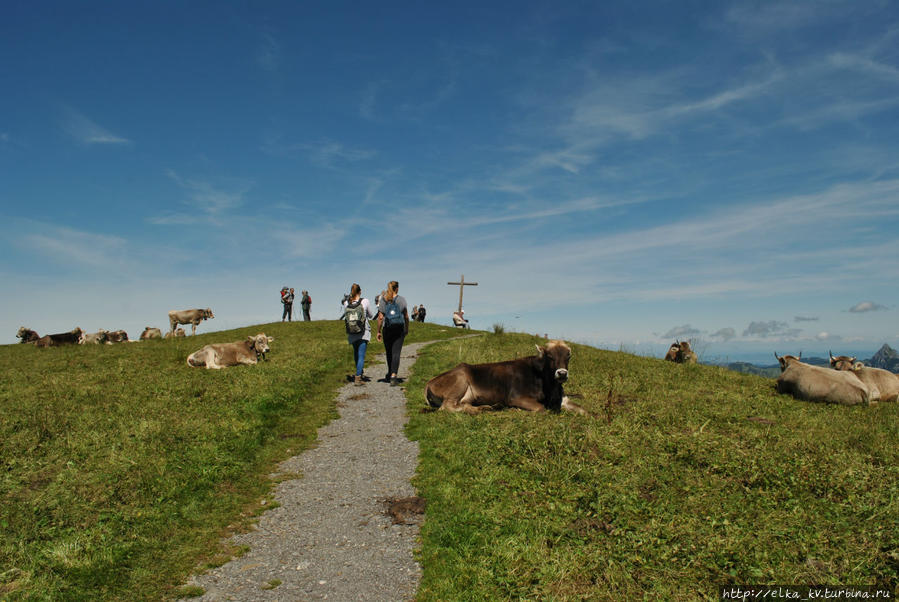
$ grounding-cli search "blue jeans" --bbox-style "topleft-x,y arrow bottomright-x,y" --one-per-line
352,339 -> 367,376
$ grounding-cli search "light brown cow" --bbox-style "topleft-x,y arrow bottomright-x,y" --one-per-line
165,327 -> 186,339
140,327 -> 162,340
775,352 -> 876,406
186,333 -> 273,369
79,329 -> 108,344
664,343 -> 680,362
168,308 -> 214,336
830,352 -> 899,402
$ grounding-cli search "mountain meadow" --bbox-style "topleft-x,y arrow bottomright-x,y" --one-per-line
2,324 -> 898,600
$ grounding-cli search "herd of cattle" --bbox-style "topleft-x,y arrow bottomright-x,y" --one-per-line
14,310 -> 897,408
16,308 -> 215,347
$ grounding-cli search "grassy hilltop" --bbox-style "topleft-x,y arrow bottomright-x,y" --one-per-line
1,327 -> 897,600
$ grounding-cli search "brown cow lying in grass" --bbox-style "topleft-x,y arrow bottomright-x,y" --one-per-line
664,340 -> 697,363
16,327 -> 40,343
186,333 -> 273,369
35,328 -> 84,347
140,327 -> 162,340
425,340 -> 588,415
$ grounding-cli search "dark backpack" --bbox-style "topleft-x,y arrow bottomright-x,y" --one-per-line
383,298 -> 405,328
344,300 -> 366,334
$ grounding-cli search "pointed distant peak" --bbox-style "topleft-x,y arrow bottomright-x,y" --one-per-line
874,343 -> 897,359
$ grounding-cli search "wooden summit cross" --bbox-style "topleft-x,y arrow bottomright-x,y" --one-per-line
447,274 -> 478,313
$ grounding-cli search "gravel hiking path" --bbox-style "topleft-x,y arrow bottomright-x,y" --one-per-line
182,341 -> 433,601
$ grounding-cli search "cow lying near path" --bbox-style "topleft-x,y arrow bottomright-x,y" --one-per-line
165,327 -> 186,339
16,327 -> 40,344
168,308 -> 214,336
775,352 -> 876,406
186,333 -> 273,369
425,340 -> 589,415
35,328 -> 84,347
140,327 -> 162,340
830,352 -> 899,402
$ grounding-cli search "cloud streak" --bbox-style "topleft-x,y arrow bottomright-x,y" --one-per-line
60,106 -> 130,145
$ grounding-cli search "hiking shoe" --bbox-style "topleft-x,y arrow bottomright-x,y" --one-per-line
354,375 -> 364,386
390,377 -> 400,387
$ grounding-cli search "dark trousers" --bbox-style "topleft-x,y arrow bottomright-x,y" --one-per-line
383,325 -> 406,377
282,303 -> 293,321
302,307 -> 311,321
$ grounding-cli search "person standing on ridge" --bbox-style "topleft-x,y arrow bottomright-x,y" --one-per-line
301,290 -> 311,321
281,287 -> 295,322
377,281 -> 409,386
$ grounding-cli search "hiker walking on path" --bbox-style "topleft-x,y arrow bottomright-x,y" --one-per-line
340,283 -> 377,386
301,290 -> 311,321
281,287 -> 295,322
377,280 -> 409,386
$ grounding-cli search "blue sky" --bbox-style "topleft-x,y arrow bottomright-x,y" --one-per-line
2,1 -> 898,362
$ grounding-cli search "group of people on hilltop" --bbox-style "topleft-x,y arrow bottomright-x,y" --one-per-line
410,304 -> 427,322
280,287 -> 312,322
340,281 -> 409,387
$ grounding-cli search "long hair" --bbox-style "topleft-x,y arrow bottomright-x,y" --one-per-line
384,281 -> 399,302
350,283 -> 361,302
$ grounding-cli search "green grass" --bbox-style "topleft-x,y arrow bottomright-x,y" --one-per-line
405,333 -> 899,600
0,319 -> 466,600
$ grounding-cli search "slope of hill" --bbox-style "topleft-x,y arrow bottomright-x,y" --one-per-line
405,334 -> 899,599
0,320 -> 468,600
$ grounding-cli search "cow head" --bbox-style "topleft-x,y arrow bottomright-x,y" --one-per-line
248,333 -> 274,359
829,351 -> 858,371
203,308 -> 214,319
774,351 -> 802,372
537,340 -> 571,383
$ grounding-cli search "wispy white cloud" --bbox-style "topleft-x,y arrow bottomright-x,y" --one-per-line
20,224 -> 129,269
148,171 -> 251,226
848,301 -> 888,313
60,106 -> 130,145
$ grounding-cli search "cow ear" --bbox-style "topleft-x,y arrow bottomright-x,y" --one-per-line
853,362 -> 863,371
247,336 -> 254,343
267,336 -> 274,342
536,345 -> 544,358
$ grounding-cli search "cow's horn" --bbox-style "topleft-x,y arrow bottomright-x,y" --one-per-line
774,351 -> 780,360
829,350 -> 835,361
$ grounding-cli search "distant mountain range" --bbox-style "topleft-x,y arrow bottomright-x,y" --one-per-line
718,344 -> 899,378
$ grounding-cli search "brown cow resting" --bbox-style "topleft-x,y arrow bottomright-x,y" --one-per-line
168,308 -> 214,336
104,330 -> 129,344
830,352 -> 899,402
775,353 -> 876,406
664,340 -> 697,364
425,340 -> 588,415
79,330 -> 108,344
140,327 -> 162,340
35,328 -> 83,347
16,327 -> 40,344
165,327 -> 186,339
186,333 -> 273,369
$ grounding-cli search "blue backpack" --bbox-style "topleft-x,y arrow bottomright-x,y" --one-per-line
383,299 -> 405,327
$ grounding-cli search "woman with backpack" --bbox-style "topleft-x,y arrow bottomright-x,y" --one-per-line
376,281 -> 409,386
340,283 -> 378,386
